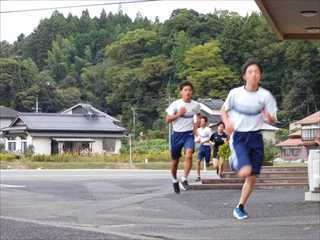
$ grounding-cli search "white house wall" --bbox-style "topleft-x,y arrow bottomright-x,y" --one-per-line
32,137 -> 51,155
115,139 -> 121,154
92,139 -> 103,154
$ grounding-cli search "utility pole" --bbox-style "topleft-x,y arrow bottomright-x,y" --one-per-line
131,107 -> 136,140
36,96 -> 39,113
167,78 -> 172,151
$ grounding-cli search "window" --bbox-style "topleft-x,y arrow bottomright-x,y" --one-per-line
302,128 -> 320,141
8,142 -> 16,152
103,139 -> 116,152
283,148 -> 300,157
21,141 -> 27,153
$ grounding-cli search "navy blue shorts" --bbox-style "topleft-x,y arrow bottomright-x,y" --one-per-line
171,131 -> 195,160
231,131 -> 264,175
197,145 -> 211,163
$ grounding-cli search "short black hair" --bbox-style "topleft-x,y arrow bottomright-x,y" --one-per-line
179,81 -> 194,91
241,58 -> 263,80
200,116 -> 208,122
217,121 -> 225,128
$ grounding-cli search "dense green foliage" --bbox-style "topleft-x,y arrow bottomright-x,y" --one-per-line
1,9 -> 319,135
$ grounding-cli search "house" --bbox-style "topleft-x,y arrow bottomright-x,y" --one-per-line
0,106 -> 18,145
198,98 -> 279,142
198,99 -> 224,128
276,111 -> 320,161
2,107 -> 126,155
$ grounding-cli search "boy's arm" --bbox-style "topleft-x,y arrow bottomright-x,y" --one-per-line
262,91 -> 278,124
192,113 -> 201,134
221,106 -> 234,136
165,106 -> 186,123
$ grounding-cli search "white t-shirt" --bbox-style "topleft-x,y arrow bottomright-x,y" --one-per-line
223,86 -> 277,132
196,127 -> 212,146
166,99 -> 201,132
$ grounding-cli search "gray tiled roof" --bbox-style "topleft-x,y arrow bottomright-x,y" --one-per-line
10,113 -> 126,133
62,103 -> 120,123
198,99 -> 224,110
0,106 -> 18,119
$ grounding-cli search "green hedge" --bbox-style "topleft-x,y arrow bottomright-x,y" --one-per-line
0,153 -> 17,161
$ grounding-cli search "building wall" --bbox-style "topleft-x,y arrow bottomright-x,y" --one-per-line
262,130 -> 277,143
92,139 -> 103,154
115,139 -> 121,154
32,137 -> 51,155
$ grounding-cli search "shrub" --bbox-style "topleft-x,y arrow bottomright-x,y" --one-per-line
0,153 -> 17,161
264,139 -> 279,165
218,142 -> 231,162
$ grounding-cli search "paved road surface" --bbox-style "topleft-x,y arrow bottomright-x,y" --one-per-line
1,169 -> 319,240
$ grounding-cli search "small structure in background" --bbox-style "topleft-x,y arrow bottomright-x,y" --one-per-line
276,111 -> 320,161
2,103 -> 126,155
0,106 -> 18,146
198,98 -> 224,128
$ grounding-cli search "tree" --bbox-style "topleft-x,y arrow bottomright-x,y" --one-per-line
182,41 -> 238,99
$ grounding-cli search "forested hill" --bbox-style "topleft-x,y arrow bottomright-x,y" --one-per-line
0,9 -> 319,134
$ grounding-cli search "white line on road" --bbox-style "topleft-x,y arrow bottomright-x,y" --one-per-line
0,184 -> 26,188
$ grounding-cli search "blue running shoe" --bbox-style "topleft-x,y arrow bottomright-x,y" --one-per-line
233,207 -> 248,220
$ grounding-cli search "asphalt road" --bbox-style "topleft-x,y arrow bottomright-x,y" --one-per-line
1,169 -> 319,240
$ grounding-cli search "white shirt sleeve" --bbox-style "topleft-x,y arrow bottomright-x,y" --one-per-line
264,91 -> 278,118
223,90 -> 234,111
166,101 -> 177,116
192,101 -> 201,114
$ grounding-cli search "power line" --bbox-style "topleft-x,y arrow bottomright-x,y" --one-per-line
0,0 -> 160,14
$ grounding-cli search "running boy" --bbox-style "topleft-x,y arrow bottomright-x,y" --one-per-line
210,122 -> 228,176
221,58 -> 277,219
166,81 -> 201,193
195,116 -> 212,182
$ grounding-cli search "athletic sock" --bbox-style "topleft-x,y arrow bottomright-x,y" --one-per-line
181,176 -> 187,182
172,177 -> 178,183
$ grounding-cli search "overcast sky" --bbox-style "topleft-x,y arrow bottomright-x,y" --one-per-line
0,0 -> 260,43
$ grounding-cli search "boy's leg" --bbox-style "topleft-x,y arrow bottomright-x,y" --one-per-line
170,132 -> 183,194
232,132 -> 253,219
180,133 -> 195,190
196,159 -> 201,181
183,149 -> 193,179
239,175 -> 257,206
205,146 -> 212,167
171,160 -> 179,180
196,146 -> 203,179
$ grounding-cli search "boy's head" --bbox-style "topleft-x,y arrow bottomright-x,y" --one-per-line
217,122 -> 225,132
200,116 -> 208,128
179,81 -> 194,101
241,58 -> 263,86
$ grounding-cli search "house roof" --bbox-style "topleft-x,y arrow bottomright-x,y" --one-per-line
0,106 -> 18,119
5,113 -> 126,133
198,99 -> 224,111
295,111 -> 320,125
255,0 -> 320,40
289,130 -> 301,138
275,138 -> 303,147
62,103 -> 120,123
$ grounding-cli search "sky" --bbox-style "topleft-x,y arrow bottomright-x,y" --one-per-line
0,0 -> 260,43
